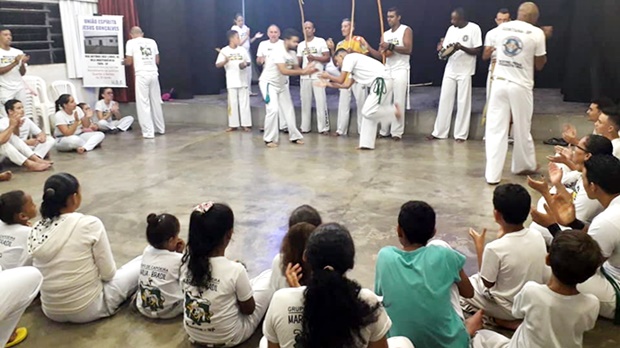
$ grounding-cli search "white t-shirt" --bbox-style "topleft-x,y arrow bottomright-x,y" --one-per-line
341,53 -> 389,87
216,45 -> 251,89
443,22 -> 482,77
0,47 -> 24,96
181,256 -> 253,345
612,138 -> 620,158
257,40 -> 283,59
53,108 -> 84,137
0,222 -> 32,270
231,25 -> 251,51
93,99 -> 117,123
18,118 -> 43,141
484,27 -> 500,71
508,282 -> 599,348
383,24 -> 411,71
136,245 -> 183,318
263,286 -> 391,348
480,228 -> 547,309
588,195 -> 620,281
269,253 -> 288,291
125,37 -> 159,75
259,42 -> 297,88
493,20 -> 546,90
297,37 -> 329,80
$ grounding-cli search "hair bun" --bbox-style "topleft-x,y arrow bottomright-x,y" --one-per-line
146,213 -> 158,225
43,188 -> 56,199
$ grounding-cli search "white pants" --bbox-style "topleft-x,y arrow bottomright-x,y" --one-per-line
135,73 -> 165,138
486,70 -> 493,101
380,69 -> 408,138
0,134 -> 35,165
245,47 -> 253,89
0,267 -> 43,346
300,79 -> 329,133
484,79 -> 537,184
44,256 -> 141,323
432,74 -> 472,140
189,270 -> 275,347
260,81 -> 302,144
577,268 -> 617,319
0,88 -> 27,118
55,132 -> 105,152
97,116 -> 134,132
462,273 -> 515,321
259,335 -> 415,348
359,79 -> 394,149
30,137 -> 55,159
337,83 -> 367,135
471,329 -> 510,348
227,87 -> 251,128
279,83 -> 291,130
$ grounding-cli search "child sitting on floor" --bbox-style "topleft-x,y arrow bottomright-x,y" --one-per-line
136,213 -> 185,319
375,200 -> 475,348
472,230 -> 601,348
0,190 -> 35,270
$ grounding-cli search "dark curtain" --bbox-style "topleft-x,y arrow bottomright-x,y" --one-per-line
98,0 -> 139,103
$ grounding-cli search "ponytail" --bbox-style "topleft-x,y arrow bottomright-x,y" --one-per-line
40,173 -> 79,219
55,94 -> 72,112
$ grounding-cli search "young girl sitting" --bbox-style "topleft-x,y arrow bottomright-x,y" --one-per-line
28,173 -> 141,323
270,204 -> 322,290
262,223 -> 414,348
53,94 -> 105,153
0,190 -> 35,270
181,202 -> 274,346
136,213 -> 185,319
94,88 -> 134,133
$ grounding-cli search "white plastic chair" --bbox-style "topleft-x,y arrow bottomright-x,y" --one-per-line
50,80 -> 80,104
22,76 -> 55,135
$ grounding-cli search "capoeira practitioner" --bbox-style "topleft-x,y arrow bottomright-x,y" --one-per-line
0,266 -> 43,347
320,49 -> 400,150
259,29 -> 317,147
231,14 -> 263,95
0,27 -> 28,117
124,27 -> 165,139
216,30 -> 252,131
8,99 -> 55,159
327,19 -> 369,136
485,2 -> 547,185
297,21 -> 330,134
257,25 -> 289,132
482,9 -> 511,100
428,8 -> 482,142
364,7 -> 412,141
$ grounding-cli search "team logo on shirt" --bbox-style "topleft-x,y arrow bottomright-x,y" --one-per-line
292,329 -> 304,348
139,279 -> 165,311
185,292 -> 213,325
228,53 -> 244,61
502,37 -> 523,57
462,35 -> 469,42
140,46 -> 153,57
387,38 -> 400,45
286,57 -> 296,69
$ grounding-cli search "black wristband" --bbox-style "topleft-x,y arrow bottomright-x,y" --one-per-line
388,43 -> 395,51
568,219 -> 586,230
546,223 -> 562,237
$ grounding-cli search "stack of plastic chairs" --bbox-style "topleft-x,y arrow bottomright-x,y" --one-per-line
22,76 -> 55,135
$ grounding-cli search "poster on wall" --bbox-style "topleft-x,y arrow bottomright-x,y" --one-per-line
78,15 -> 126,87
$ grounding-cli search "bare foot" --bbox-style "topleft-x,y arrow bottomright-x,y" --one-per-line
494,318 -> 522,331
455,138 -> 466,143
357,146 -> 373,150
392,136 -> 402,141
426,135 -> 441,141
516,164 -> 540,176
465,310 -> 484,337
0,171 -> 12,181
394,103 -> 402,120
242,127 -> 252,132
291,139 -> 304,145
33,156 -> 53,165
77,147 -> 86,154
332,132 -> 343,137
265,142 -> 278,148
25,160 -> 51,172
226,127 -> 238,132
320,131 -> 330,136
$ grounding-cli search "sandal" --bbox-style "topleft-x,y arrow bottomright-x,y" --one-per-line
6,327 -> 28,348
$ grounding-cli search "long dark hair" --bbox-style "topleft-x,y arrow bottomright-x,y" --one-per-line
0,190 -> 26,224
182,203 -> 234,287
288,204 -> 322,228
40,173 -> 80,219
301,223 -> 381,348
146,213 -> 180,249
280,222 -> 316,285
55,94 -> 72,112
98,87 -> 113,100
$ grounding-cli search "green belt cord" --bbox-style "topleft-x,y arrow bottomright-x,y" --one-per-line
600,266 -> 620,325
370,77 -> 387,104
264,83 -> 270,104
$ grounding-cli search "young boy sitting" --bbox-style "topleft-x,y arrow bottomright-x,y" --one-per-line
375,200 -> 476,348
472,230 -> 601,348
463,184 -> 548,329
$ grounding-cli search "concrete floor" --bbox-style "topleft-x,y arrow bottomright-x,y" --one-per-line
4,125 -> 619,347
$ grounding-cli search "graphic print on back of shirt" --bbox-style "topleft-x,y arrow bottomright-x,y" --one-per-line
139,45 -> 153,57
184,291 -> 213,325
139,278 -> 165,311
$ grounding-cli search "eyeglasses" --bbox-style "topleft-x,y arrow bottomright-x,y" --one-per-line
570,144 -> 589,154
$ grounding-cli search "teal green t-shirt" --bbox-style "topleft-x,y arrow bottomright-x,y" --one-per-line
375,245 -> 469,348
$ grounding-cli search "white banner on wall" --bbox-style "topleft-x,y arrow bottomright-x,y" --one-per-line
78,15 -> 126,87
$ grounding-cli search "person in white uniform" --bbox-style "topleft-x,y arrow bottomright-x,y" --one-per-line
0,27 -> 28,117
216,30 -> 252,132
0,100 -> 51,171
320,50 -> 400,150
93,88 -> 134,133
53,94 -> 105,153
231,14 -> 263,95
429,8 -> 482,142
124,27 -> 165,139
257,25 -> 288,132
0,266 -> 42,347
482,9 -> 511,100
259,29 -> 317,147
297,21 -> 330,134
484,2 -> 547,185
365,7 -> 413,141
594,108 -> 620,158
6,99 -> 54,160
0,190 -> 36,270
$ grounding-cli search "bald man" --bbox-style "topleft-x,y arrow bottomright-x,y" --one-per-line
124,27 -> 165,139
297,21 -> 330,134
485,2 -> 547,184
257,25 -> 289,132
